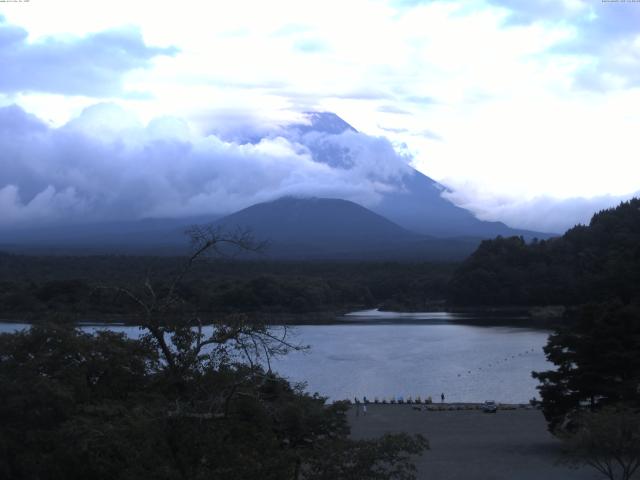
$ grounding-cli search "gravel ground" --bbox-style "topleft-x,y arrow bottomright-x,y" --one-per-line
348,405 -> 602,480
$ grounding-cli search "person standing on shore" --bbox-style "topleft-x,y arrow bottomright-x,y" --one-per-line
363,404 -> 367,416
441,393 -> 445,403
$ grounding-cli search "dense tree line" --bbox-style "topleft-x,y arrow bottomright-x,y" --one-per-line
448,198 -> 640,306
0,256 -> 453,318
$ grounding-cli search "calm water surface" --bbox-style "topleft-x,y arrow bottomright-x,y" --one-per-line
0,310 -> 552,403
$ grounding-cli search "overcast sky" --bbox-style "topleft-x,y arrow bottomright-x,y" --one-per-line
0,0 -> 639,232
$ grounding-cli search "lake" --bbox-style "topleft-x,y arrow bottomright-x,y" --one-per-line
0,310 -> 552,404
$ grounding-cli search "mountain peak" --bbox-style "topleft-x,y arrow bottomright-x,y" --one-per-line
295,112 -> 358,135
215,195 -> 414,249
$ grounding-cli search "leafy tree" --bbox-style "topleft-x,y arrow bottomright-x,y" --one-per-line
0,324 -> 158,480
0,227 -> 428,479
561,407 -> 640,480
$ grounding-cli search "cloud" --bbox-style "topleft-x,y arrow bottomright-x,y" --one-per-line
488,0 -> 640,42
1,103 -> 630,233
414,129 -> 442,141
442,185 -> 639,234
0,17 -> 177,96
328,88 -> 393,101
486,0 -> 583,26
378,125 -> 409,134
0,103 -> 48,134
402,95 -> 437,105
486,0 -> 640,89
377,105 -> 411,114
293,38 -> 329,53
272,24 -> 313,37
0,185 -> 89,226
391,0 -> 437,7
0,104 -> 412,227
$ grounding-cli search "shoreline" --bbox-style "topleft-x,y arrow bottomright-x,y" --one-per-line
0,306 -> 560,329
345,402 -> 537,410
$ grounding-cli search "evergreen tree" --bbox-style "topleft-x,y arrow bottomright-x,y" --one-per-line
533,302 -> 640,432
449,198 -> 640,306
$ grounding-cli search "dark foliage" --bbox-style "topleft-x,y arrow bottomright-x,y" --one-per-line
0,227 -> 428,479
448,198 -> 640,306
532,302 -> 640,432
0,324 -> 427,480
0,256 -> 454,318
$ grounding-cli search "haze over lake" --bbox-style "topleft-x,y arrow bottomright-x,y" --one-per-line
0,311 -> 551,404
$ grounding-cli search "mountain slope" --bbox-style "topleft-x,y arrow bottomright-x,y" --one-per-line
213,196 -> 479,260
287,112 -> 553,239
371,168 -> 544,238
215,196 -> 416,246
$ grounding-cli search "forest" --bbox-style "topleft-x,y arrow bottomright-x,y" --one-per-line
0,256 -> 454,320
448,198 -> 640,306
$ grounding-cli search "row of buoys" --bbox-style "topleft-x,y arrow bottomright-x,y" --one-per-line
351,396 -> 433,405
455,347 -> 539,378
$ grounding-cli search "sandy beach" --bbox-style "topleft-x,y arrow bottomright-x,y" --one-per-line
349,405 -> 601,480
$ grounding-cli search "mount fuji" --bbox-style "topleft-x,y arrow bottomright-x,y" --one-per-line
0,111 -> 552,258
282,112 -> 551,239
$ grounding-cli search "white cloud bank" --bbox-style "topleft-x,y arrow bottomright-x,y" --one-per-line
0,103 -> 634,234
0,104 -> 412,227
442,186 -> 639,233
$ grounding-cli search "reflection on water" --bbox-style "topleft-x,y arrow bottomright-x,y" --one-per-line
345,309 -> 460,320
0,311 -> 552,404
343,308 -> 531,323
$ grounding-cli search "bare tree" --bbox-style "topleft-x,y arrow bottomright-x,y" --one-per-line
100,225 -> 302,378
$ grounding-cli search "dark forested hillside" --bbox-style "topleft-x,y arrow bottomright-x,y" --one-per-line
0,255 -> 454,319
448,198 -> 640,306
